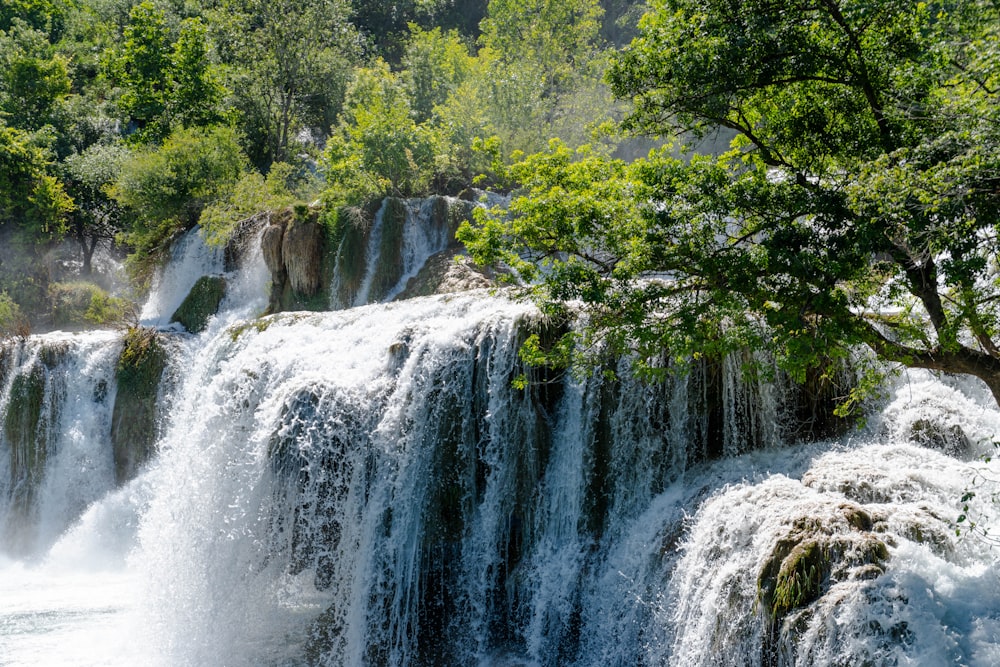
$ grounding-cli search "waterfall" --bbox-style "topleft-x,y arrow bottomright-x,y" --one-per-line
140,222 -> 270,332
3,210 -> 1000,665
140,227 -> 225,326
333,196 -> 475,310
0,330 -> 121,559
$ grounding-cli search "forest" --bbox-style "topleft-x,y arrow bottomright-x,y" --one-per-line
0,0 -> 640,330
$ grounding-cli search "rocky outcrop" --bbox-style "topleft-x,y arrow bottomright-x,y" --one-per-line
907,418 -> 974,459
327,196 -> 486,310
261,219 -> 285,283
282,214 -> 325,296
396,249 -> 494,300
757,503 -> 889,666
262,205 -> 330,313
170,275 -> 227,333
260,195 -> 504,314
111,327 -> 167,484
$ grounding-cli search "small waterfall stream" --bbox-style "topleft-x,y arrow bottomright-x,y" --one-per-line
2,209 -> 1000,666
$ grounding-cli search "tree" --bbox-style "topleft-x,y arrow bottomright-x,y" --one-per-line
169,18 -> 225,129
63,141 -> 129,275
107,4 -> 226,144
321,61 -> 438,203
0,290 -> 29,339
108,1 -> 171,142
477,0 -> 610,153
348,0 -> 486,63
0,0 -> 70,40
213,0 -> 357,170
0,123 -> 73,240
460,0 -> 1000,406
401,25 -> 475,125
0,20 -> 72,131
110,124 -> 246,274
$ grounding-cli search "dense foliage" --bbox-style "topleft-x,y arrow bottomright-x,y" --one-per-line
0,0 -> 630,329
461,0 -> 1000,405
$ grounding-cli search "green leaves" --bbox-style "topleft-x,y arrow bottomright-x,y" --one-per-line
322,61 -> 438,203
110,124 -> 247,275
0,123 -> 72,239
464,0 -> 1000,404
106,4 -> 228,145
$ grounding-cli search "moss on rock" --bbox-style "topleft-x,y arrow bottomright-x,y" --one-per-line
111,327 -> 167,484
366,197 -> 408,303
170,275 -> 227,333
757,503 -> 889,665
329,207 -> 370,308
4,363 -> 48,514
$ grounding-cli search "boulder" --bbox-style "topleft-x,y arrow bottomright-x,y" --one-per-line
397,249 -> 493,300
170,275 -> 227,333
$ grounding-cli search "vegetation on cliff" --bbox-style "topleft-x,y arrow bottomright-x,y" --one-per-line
0,0 -> 625,328
112,325 -> 167,482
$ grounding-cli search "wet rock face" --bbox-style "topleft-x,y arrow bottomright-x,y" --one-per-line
282,216 -> 325,296
261,221 -> 286,284
111,327 -> 167,484
4,362 -> 48,519
907,418 -> 974,458
170,275 -> 227,333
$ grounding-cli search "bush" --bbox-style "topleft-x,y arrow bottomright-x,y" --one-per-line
0,290 -> 30,339
199,162 -> 309,245
48,282 -> 133,327
111,124 -> 247,278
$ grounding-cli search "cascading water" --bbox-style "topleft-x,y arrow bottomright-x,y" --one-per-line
334,196 -> 475,310
0,330 -> 121,558
3,210 -> 1000,666
140,227 -> 226,326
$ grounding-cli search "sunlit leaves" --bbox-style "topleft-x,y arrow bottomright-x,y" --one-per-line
0,124 -> 72,239
464,0 -> 1000,399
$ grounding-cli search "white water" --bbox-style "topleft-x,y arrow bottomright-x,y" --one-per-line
140,227 -> 225,326
0,330 -> 122,557
343,196 -> 469,309
3,227 -> 1000,665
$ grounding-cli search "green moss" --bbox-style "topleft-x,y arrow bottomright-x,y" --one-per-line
4,363 -> 49,521
328,206 -> 371,308
758,507 -> 889,624
769,539 -> 828,618
170,275 -> 227,333
228,317 -> 273,342
368,197 -> 407,302
111,327 -> 168,484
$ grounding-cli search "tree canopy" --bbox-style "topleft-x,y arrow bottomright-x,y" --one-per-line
0,0 -> 641,329
461,0 -> 1000,405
